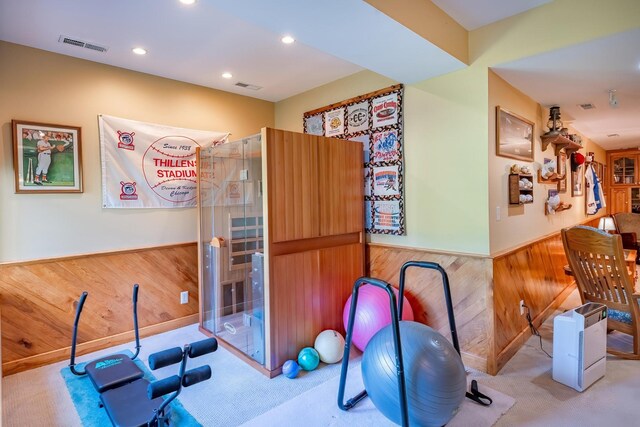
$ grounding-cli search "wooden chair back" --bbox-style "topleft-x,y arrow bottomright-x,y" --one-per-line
562,225 -> 640,358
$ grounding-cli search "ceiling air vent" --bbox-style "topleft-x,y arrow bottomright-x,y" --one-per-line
234,82 -> 262,91
578,103 -> 596,110
58,35 -> 108,53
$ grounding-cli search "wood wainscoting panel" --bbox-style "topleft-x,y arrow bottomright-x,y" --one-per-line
367,244 -> 492,372
0,243 -> 199,375
491,233 -> 574,374
269,243 -> 364,370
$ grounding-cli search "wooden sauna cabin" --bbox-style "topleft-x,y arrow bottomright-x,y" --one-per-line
196,127 -> 364,376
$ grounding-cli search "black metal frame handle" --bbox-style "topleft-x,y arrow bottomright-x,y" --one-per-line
337,277 -> 409,427
398,261 -> 461,354
337,261 -> 468,427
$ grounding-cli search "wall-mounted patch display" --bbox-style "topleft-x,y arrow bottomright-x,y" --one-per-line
372,92 -> 398,128
373,165 -> 400,196
372,130 -> 399,163
324,108 -> 345,137
347,101 -> 369,134
304,114 -> 323,136
304,84 -> 404,235
373,200 -> 402,232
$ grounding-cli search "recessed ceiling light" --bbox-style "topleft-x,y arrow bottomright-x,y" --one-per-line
607,134 -> 620,138
281,35 -> 295,44
179,0 -> 197,5
222,72 -> 233,79
132,47 -> 147,55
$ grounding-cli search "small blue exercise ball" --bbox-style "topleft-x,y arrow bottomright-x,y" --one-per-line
297,347 -> 320,371
362,321 -> 467,427
282,360 -> 300,379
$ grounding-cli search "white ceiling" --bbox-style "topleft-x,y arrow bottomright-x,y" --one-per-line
0,0 -> 471,102
3,0 -> 632,152
433,0 -> 553,30
493,28 -> 640,151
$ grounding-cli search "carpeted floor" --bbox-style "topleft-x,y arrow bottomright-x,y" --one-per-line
3,288 -> 639,426
485,290 -> 640,426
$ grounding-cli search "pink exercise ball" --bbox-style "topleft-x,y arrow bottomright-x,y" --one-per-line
343,284 -> 414,351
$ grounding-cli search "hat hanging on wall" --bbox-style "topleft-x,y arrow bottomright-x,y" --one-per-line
570,152 -> 585,172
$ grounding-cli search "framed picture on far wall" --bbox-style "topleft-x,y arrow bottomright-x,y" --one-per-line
11,120 -> 83,193
557,151 -> 567,193
572,163 -> 584,197
496,106 -> 534,162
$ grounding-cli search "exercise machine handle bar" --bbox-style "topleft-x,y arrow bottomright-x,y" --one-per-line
398,261 -> 460,355
132,284 -> 141,359
68,284 -> 141,376
69,291 -> 88,375
337,277 -> 409,427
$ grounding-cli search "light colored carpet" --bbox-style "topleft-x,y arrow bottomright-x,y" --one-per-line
241,361 -> 514,427
485,289 -> 640,427
3,288 -> 639,426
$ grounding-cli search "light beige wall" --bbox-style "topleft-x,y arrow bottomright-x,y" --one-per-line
471,0 -> 640,65
488,70 -> 607,254
0,41 -> 274,263
275,0 -> 638,256
276,69 -> 491,255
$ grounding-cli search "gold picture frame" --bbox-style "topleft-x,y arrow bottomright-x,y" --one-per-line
12,120 -> 83,193
557,151 -> 567,193
496,106 -> 535,162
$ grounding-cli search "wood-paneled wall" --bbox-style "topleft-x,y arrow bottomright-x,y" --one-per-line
368,217 -> 602,375
491,235 -> 573,373
489,216 -> 600,374
367,244 -> 492,372
0,243 -> 199,375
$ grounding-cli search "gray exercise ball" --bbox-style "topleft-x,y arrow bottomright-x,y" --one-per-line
362,321 -> 467,426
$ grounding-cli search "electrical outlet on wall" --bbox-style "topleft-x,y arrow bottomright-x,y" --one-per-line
180,291 -> 189,304
520,300 -> 525,315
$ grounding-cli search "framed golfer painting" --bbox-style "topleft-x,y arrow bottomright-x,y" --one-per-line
12,120 -> 83,193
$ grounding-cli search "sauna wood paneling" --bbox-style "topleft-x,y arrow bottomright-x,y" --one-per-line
269,243 -> 364,369
318,138 -> 364,236
265,128 -> 363,242
367,244 -> 491,371
262,128 -> 364,373
266,128 -> 319,242
0,243 -> 199,374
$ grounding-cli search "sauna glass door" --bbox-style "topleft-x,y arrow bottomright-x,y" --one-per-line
198,134 -> 264,365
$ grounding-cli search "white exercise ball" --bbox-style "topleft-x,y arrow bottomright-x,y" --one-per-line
314,330 -> 345,364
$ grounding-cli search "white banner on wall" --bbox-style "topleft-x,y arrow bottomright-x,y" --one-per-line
99,115 -> 228,208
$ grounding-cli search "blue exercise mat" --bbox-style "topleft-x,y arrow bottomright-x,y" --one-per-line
60,351 -> 200,426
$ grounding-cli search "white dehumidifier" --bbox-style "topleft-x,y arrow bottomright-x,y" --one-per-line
552,302 -> 607,392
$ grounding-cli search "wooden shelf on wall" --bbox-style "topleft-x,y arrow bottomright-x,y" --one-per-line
537,170 -> 565,183
541,134 -> 583,156
545,201 -> 572,215
508,173 -> 534,205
